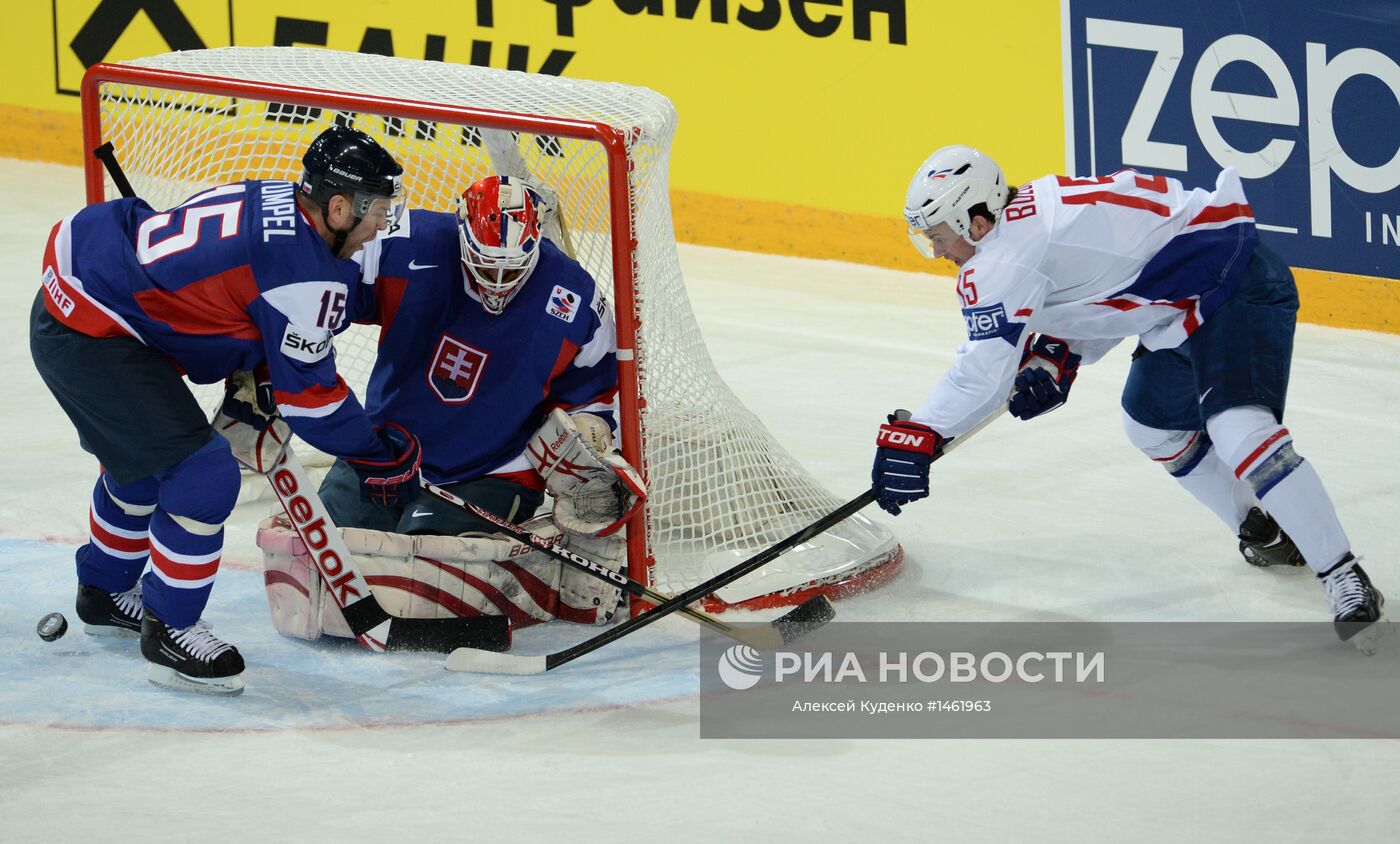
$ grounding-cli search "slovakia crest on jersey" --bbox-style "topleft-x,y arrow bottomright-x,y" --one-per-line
547,285 -> 581,323
428,334 -> 489,403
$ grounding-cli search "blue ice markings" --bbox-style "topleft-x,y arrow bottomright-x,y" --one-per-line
0,537 -> 698,730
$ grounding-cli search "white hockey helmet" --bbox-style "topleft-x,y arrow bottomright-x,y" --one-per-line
457,175 -> 543,315
903,145 -> 1009,257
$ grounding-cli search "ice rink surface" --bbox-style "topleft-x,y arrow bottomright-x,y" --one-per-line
2,159 -> 1398,839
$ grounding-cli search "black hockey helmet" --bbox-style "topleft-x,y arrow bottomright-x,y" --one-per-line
299,124 -> 405,219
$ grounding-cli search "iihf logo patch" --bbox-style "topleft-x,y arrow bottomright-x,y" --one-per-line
428,334 -> 489,403
547,285 -> 581,323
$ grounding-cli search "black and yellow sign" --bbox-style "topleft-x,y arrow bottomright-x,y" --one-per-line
53,0 -> 232,94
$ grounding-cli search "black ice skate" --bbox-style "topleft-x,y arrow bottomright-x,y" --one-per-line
1320,555 -> 1386,652
1237,507 -> 1305,568
141,611 -> 246,696
75,582 -> 143,636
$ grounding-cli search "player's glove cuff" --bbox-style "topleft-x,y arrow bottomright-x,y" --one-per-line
872,412 -> 944,516
346,423 -> 423,507
1011,335 -> 1081,421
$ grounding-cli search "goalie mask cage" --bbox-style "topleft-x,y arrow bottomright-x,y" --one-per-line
80,47 -> 901,611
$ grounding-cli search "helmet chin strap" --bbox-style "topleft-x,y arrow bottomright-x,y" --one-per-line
320,202 -> 362,258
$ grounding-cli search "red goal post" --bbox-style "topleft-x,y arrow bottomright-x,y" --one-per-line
78,47 -> 902,611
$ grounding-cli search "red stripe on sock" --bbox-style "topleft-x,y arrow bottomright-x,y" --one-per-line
1234,428 -> 1291,478
89,510 -> 149,554
1153,431 -> 1200,463
150,545 -> 220,583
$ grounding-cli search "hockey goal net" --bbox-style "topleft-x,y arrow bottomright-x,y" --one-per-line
80,47 -> 901,610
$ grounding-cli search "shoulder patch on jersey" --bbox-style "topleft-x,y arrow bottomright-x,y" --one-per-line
962,303 -> 1017,342
546,285 -> 582,323
280,324 -> 334,363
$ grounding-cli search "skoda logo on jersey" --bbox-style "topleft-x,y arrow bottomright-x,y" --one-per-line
962,303 -> 1014,342
547,285 -> 581,323
717,645 -> 765,691
280,325 -> 333,364
428,334 -> 489,404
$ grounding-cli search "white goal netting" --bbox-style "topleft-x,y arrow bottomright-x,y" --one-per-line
83,47 -> 899,606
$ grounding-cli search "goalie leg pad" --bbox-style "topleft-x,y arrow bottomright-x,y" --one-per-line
256,515 -> 625,640
490,516 -> 627,625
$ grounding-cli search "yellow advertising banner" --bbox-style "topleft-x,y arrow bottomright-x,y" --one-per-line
8,1 -> 1061,217
3,1 -> 1392,329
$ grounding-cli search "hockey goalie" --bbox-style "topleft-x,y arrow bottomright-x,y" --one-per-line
255,174 -> 646,642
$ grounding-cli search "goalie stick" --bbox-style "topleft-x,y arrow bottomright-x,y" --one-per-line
220,415 -> 510,654
418,479 -> 834,651
444,407 -> 1005,675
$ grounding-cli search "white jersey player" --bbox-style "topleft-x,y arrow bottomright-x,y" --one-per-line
871,145 -> 1383,647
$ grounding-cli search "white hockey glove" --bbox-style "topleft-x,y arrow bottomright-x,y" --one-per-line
527,409 -> 645,538
214,369 -> 292,472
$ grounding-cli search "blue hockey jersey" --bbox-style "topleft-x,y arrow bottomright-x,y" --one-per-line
352,209 -> 619,485
38,180 -> 387,461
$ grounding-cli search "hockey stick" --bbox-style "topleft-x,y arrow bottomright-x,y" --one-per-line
444,407 -> 1005,674
481,128 -> 577,258
418,479 -> 834,651
93,142 -> 136,199
220,415 -> 511,654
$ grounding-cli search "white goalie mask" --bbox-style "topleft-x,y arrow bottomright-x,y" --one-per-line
904,145 -> 1009,258
456,175 -> 543,315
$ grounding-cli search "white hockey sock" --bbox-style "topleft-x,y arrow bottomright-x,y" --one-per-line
1121,412 -> 1254,532
1176,451 -> 1258,531
1206,405 -> 1350,573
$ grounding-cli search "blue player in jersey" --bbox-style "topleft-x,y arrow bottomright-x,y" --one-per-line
320,174 -> 643,552
29,126 -> 425,694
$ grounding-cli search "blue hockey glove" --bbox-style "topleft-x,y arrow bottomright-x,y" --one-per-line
346,423 -> 423,507
1009,335 -> 1081,420
872,411 -> 945,516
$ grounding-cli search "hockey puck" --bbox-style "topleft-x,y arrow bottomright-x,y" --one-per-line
36,612 -> 69,642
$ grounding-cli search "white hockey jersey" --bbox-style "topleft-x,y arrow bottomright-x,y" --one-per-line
913,167 -> 1258,437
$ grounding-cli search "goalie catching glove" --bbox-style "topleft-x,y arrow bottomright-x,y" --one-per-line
527,409 -> 645,537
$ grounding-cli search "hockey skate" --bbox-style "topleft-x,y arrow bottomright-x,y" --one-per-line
1320,555 -> 1387,654
75,582 -> 143,636
141,612 -> 246,696
1237,507 -> 1305,568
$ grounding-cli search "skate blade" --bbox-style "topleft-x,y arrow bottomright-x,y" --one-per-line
147,664 -> 246,696
83,623 -> 139,638
1348,619 -> 1391,657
